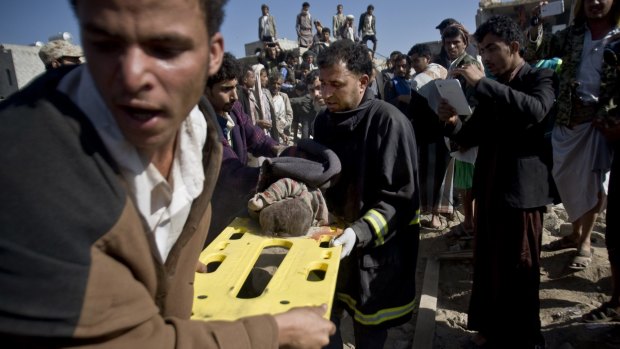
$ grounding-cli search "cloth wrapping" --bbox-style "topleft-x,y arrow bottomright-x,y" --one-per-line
249,139 -> 341,236
256,139 -> 341,191
248,177 -> 329,227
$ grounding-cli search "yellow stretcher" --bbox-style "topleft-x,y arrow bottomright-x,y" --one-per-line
192,217 -> 341,321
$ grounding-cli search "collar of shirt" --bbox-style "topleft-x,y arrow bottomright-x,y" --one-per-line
506,60 -> 526,83
217,112 -> 236,145
576,26 -> 620,103
57,65 -> 207,261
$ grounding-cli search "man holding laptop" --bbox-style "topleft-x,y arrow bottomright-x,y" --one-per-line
438,15 -> 557,348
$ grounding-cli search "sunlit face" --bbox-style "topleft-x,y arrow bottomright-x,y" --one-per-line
77,0 -> 222,153
49,56 -> 82,69
393,58 -> 410,78
287,56 -> 298,66
410,54 -> 429,74
584,0 -> 614,20
59,56 -> 82,66
260,70 -> 268,87
266,46 -> 277,58
243,70 -> 256,89
322,31 -> 331,42
205,78 -> 238,115
478,33 -> 517,79
269,78 -> 283,94
319,61 -> 368,113
444,35 -> 466,60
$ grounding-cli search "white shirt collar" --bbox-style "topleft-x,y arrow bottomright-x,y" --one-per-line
57,65 -> 207,261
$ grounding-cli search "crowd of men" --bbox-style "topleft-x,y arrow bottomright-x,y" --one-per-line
1,0 -> 620,349
259,3 -> 377,55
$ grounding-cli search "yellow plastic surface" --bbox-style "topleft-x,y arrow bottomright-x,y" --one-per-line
192,217 -> 341,321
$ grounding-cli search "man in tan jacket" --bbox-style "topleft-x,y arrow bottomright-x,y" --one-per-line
0,0 -> 335,348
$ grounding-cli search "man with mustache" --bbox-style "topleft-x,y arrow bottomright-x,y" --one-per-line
439,15 -> 556,348
314,39 -> 420,349
204,52 -> 284,242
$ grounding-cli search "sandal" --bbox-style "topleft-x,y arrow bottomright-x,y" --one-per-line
568,249 -> 592,270
582,302 -> 620,323
543,236 -> 579,252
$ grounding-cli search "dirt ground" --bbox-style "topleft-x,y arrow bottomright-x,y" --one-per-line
338,205 -> 619,349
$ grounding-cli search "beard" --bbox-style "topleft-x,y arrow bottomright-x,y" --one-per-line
222,103 -> 234,113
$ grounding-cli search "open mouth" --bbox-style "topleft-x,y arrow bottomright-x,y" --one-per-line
125,107 -> 157,120
118,104 -> 162,125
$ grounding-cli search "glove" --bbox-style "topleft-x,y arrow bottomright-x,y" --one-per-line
332,227 -> 357,259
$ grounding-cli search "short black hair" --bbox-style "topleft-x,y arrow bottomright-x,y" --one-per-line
367,4 -> 374,11
317,39 -> 372,77
207,52 -> 240,87
268,72 -> 284,85
442,25 -> 469,47
295,82 -> 307,91
474,15 -> 525,57
300,62 -> 312,71
70,0 -> 228,36
322,27 -> 331,34
304,69 -> 320,87
303,50 -> 316,58
389,50 -> 402,59
261,4 -> 268,10
285,51 -> 299,61
241,63 -> 254,76
407,43 -> 432,59
302,2 -> 310,8
393,53 -> 411,66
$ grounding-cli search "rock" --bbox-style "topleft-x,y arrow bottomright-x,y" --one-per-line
543,208 -> 561,234
559,223 -> 573,237
553,204 -> 569,221
592,220 -> 607,235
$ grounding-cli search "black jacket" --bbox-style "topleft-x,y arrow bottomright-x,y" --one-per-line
313,91 -> 420,327
445,63 -> 558,208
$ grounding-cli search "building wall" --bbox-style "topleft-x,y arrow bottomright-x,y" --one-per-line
476,0 -> 575,29
2,44 -> 45,89
0,49 -> 18,100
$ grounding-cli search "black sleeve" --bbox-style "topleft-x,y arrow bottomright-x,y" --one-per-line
408,90 -> 445,146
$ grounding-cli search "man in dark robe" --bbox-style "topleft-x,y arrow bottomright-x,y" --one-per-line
438,16 -> 557,349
